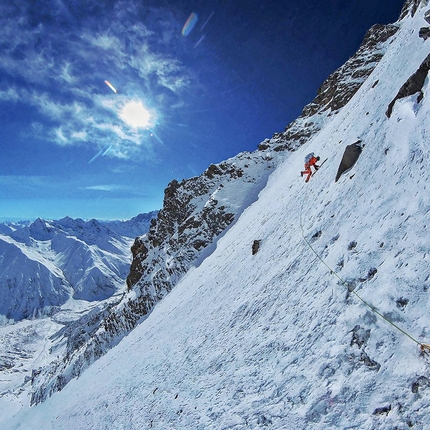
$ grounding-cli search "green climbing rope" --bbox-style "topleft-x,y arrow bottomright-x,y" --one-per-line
299,180 -> 429,353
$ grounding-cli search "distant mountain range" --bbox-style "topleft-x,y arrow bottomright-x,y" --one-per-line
0,212 -> 157,321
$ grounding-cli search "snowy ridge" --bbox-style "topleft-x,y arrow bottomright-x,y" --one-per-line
4,1 -> 430,428
28,151 -> 277,406
101,211 -> 158,239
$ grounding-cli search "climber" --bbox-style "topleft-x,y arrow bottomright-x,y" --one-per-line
301,153 -> 320,183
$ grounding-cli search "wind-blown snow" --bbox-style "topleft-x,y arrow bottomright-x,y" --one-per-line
4,5 -> 430,429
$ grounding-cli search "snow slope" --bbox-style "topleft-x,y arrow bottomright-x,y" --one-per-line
4,4 -> 430,429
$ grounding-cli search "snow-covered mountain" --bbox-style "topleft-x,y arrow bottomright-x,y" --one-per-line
0,216 -> 133,322
3,0 -> 430,428
26,152 -> 277,406
24,0 -> 411,407
0,212 -> 160,321
0,213 -> 157,418
101,211 -> 158,239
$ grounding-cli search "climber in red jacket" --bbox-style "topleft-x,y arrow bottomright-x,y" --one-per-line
301,153 -> 320,183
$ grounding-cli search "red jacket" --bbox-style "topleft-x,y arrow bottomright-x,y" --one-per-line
308,156 -> 319,167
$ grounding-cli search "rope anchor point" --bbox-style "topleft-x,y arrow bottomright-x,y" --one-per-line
420,343 -> 430,353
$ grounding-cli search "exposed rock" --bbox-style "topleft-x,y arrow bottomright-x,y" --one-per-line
396,297 -> 409,309
350,325 -> 371,349
359,351 -> 381,371
347,241 -> 358,251
359,267 -> 378,283
419,26 -> 430,39
335,141 -> 363,182
311,230 -> 322,240
399,0 -> 428,19
386,53 -> 430,118
252,240 -> 261,255
373,405 -> 392,416
412,376 -> 430,393
260,23 -> 399,153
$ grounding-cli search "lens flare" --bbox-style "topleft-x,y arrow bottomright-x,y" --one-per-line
182,12 -> 198,36
104,80 -> 117,93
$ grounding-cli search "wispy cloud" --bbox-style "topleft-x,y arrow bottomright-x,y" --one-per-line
0,0 -> 195,161
0,174 -> 147,200
82,185 -> 130,192
79,184 -> 149,198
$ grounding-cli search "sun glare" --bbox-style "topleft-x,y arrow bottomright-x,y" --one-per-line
119,100 -> 151,128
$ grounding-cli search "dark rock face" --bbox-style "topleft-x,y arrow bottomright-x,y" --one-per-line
386,53 -> 430,118
335,141 -> 363,182
259,23 -> 399,153
126,156 -> 262,291
399,0 -> 426,19
412,375 -> 430,393
252,240 -> 261,255
419,27 -> 430,40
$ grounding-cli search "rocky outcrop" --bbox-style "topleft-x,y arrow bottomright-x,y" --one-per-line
399,0 -> 429,19
335,141 -> 364,182
30,151 -> 275,405
386,52 -> 430,118
419,27 -> 430,39
259,23 -> 399,153
126,160 -> 251,290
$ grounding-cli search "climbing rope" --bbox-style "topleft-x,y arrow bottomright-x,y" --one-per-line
298,178 -> 430,354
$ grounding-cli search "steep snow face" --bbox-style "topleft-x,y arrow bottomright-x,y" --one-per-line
5,4 -> 430,429
27,150 -> 278,406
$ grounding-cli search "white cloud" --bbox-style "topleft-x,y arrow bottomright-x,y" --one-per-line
59,62 -> 76,84
0,87 -> 19,102
71,131 -> 87,139
82,185 -> 122,192
0,0 -> 194,161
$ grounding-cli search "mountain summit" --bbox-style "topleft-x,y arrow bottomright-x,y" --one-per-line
3,1 -> 430,428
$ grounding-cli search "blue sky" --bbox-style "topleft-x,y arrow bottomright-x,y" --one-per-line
0,0 -> 405,221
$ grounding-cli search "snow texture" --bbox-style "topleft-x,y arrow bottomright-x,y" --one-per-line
3,2 -> 430,429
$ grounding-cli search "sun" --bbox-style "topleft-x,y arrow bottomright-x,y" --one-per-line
119,100 -> 151,128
